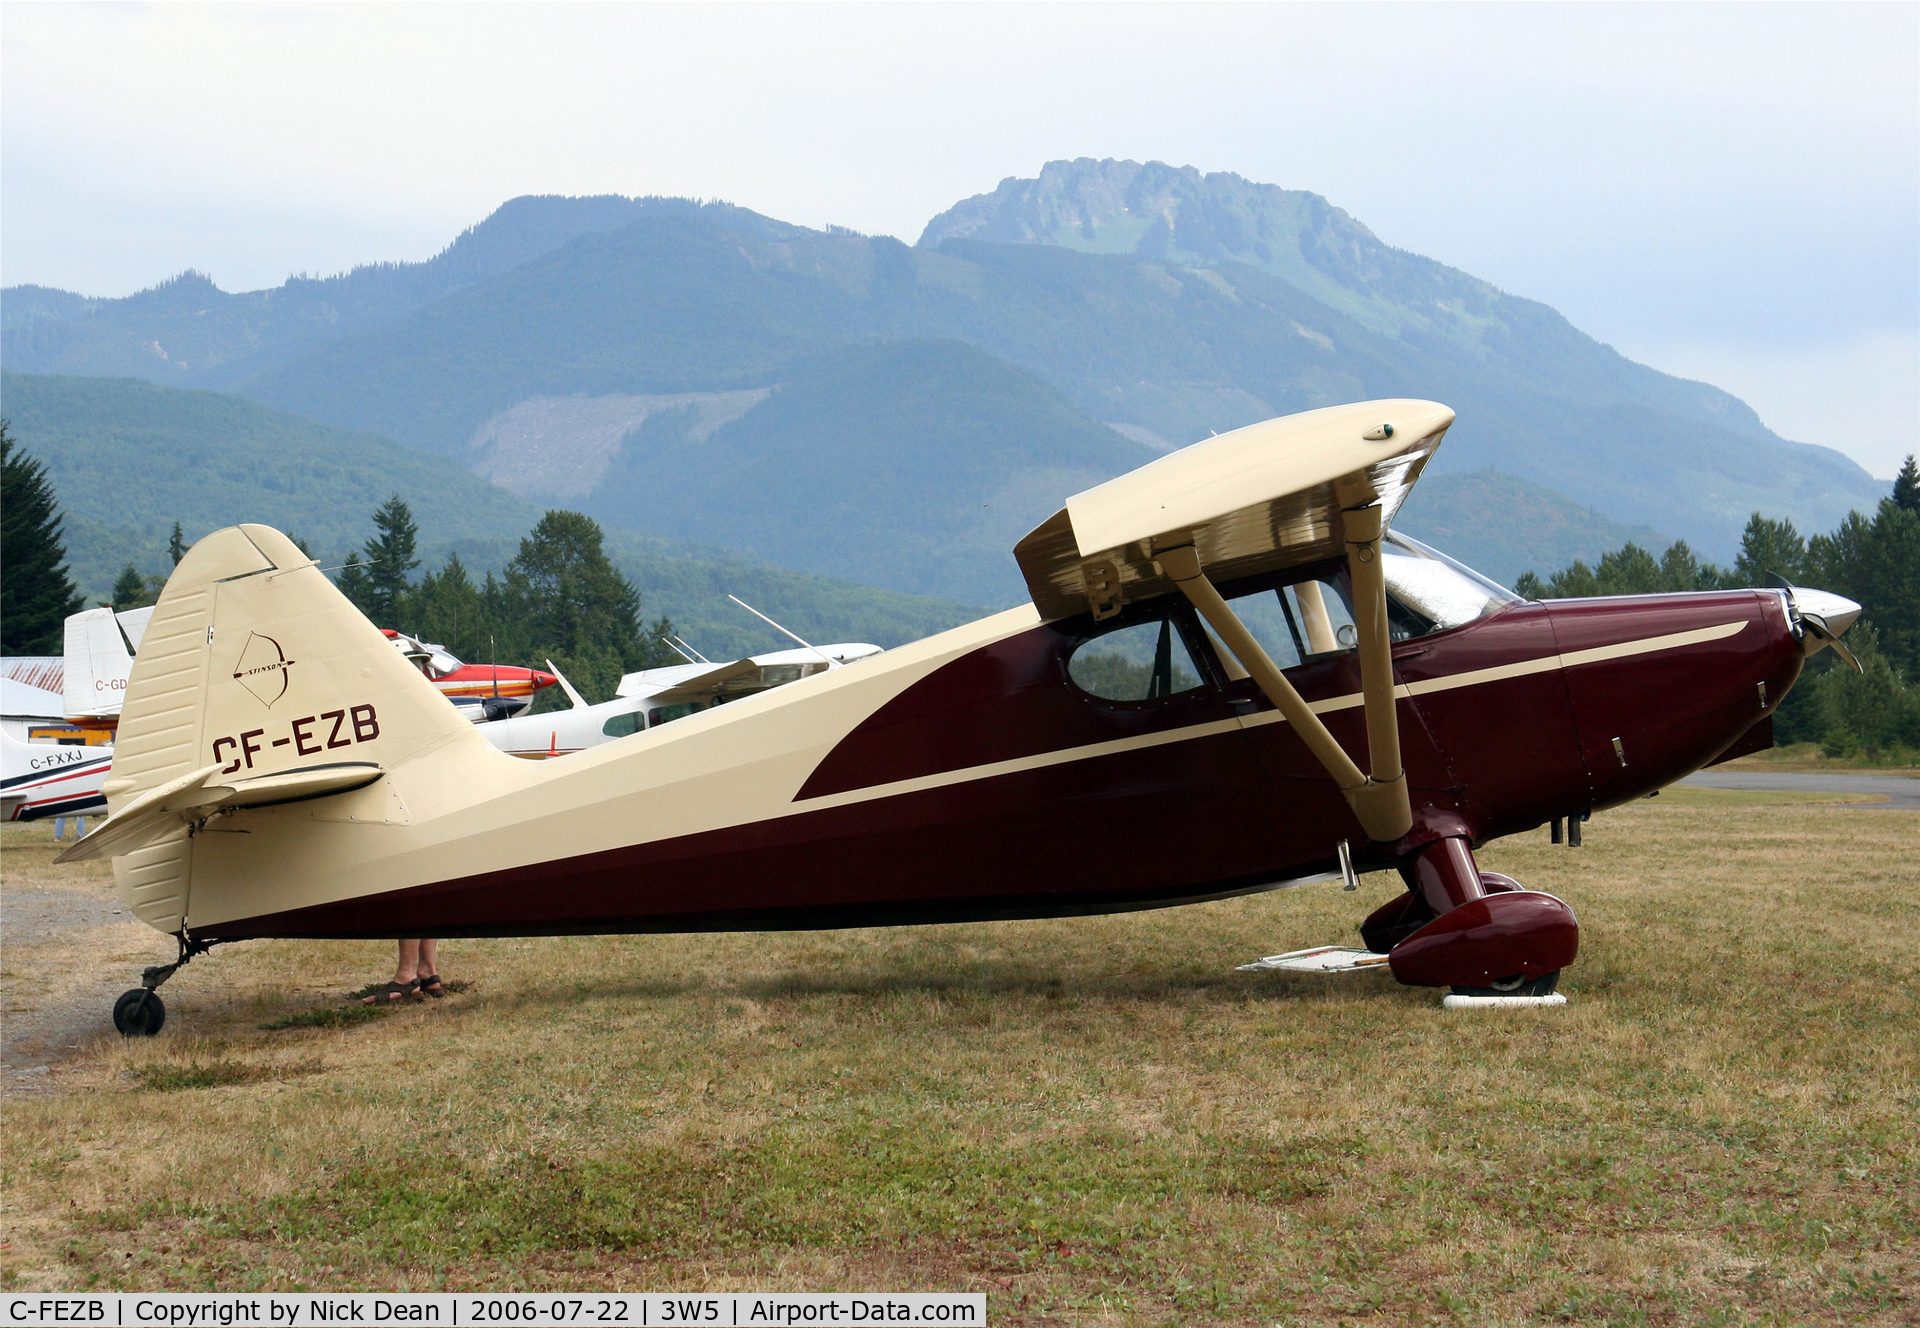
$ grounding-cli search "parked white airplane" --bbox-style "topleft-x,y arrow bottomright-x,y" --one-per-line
480,643 -> 883,759
63,605 -> 152,724
1,675 -> 80,744
1,728 -> 112,821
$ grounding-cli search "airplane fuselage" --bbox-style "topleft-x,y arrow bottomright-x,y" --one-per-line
179,580 -> 1801,941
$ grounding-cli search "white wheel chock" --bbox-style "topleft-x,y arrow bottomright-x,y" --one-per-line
1441,992 -> 1568,1009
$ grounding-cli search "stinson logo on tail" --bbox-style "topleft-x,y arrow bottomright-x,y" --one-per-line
233,632 -> 297,707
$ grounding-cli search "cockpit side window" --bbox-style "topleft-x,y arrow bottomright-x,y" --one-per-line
1216,573 -> 1359,670
601,709 -> 644,738
1068,613 -> 1208,703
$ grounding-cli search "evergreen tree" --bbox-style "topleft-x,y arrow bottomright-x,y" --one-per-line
335,553 -> 375,617
1656,540 -> 1728,592
0,422 -> 84,653
167,522 -> 187,565
361,494 -> 420,627
1860,497 -> 1920,676
501,510 -> 679,701
1893,455 -> 1919,515
410,553 -> 489,661
1542,558 -> 1599,598
1804,623 -> 1920,758
112,563 -> 153,609
1733,513 -> 1807,587
1592,543 -> 1663,594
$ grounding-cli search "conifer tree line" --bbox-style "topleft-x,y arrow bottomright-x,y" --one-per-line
0,421 -> 84,653
329,496 -> 680,705
1515,455 -> 1920,758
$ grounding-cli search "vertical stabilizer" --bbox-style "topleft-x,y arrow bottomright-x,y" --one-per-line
62,607 -> 135,720
105,524 -> 501,932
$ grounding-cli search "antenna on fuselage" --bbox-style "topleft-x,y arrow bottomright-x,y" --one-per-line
727,595 -> 839,669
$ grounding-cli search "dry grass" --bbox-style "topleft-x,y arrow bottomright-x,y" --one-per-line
1721,742 -> 1918,776
2,803 -> 1915,1325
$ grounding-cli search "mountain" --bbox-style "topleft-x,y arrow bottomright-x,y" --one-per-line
0,196 -> 778,387
0,371 -> 978,655
920,158 -> 1768,438
3,163 -> 1886,598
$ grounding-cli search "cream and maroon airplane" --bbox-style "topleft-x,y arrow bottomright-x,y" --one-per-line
63,400 -> 1861,1035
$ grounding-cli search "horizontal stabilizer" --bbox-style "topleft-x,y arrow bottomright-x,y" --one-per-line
1236,945 -> 1392,974
57,761 -> 383,863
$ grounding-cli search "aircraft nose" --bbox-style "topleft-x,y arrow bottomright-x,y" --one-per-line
531,671 -> 558,689
1794,588 -> 1862,638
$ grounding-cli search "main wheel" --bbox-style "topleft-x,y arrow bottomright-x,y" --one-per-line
113,988 -> 165,1037
1450,970 -> 1560,999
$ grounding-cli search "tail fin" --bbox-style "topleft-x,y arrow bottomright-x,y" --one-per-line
84,525 -> 497,931
62,606 -> 134,720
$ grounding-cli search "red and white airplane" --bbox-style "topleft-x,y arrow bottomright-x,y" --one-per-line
380,631 -> 557,722
2,729 -> 112,822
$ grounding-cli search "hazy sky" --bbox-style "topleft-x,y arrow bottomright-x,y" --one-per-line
4,2 -> 1915,476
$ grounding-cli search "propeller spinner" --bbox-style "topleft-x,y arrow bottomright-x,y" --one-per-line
1766,575 -> 1865,673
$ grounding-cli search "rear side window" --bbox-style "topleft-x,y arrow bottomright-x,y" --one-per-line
1069,616 -> 1205,702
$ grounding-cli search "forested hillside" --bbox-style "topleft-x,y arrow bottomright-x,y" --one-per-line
580,340 -> 1154,603
0,371 -> 978,655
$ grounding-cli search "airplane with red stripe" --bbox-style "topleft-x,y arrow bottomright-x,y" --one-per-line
380,630 -> 557,722
2,730 -> 111,822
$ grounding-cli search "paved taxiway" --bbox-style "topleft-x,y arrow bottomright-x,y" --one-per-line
1676,770 -> 1920,809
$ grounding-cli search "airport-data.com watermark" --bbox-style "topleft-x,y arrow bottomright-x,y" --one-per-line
2,1296 -> 984,1328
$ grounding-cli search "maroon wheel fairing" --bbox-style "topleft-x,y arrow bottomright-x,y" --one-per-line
1386,890 -> 1580,988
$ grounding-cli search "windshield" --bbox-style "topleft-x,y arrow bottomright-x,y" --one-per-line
1381,532 -> 1519,635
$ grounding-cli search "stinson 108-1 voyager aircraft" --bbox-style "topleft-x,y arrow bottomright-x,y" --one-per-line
65,400 -> 1863,1033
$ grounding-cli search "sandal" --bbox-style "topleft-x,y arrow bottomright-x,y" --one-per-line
416,972 -> 445,998
358,979 -> 419,1005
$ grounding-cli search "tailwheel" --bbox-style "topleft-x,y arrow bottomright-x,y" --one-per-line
112,988 -> 166,1037
1451,970 -> 1560,999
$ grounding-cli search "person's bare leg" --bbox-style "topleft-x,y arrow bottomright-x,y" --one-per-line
362,940 -> 422,1003
417,939 -> 444,995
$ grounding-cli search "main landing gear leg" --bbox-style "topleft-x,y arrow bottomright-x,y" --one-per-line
1369,833 -> 1579,1004
112,935 -> 221,1037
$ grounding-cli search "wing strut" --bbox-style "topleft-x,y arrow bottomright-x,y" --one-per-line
1156,504 -> 1412,843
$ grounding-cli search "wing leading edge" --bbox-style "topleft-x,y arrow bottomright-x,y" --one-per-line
1014,399 -> 1454,622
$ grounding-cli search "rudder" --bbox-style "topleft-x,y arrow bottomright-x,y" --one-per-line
100,524 -> 497,931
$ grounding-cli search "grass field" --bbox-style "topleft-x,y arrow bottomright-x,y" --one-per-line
1720,742 -> 1919,776
2,797 -> 1915,1325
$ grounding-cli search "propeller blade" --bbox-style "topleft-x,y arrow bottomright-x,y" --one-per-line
1802,614 -> 1864,673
